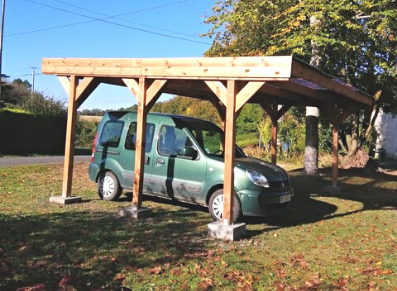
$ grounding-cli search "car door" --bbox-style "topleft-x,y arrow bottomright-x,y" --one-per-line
150,124 -> 207,204
118,121 -> 156,193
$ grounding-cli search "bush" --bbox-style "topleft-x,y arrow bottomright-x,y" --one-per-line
0,109 -> 66,155
75,119 -> 99,148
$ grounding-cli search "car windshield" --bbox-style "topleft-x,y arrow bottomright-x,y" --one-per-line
182,119 -> 246,158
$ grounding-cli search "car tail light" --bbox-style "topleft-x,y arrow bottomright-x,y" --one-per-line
90,133 -> 98,163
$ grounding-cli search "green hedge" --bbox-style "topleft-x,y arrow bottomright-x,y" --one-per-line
0,109 -> 66,155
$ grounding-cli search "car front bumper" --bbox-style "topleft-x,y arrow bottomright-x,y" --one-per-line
238,187 -> 294,217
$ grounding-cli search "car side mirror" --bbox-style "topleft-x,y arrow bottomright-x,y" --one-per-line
180,147 -> 198,160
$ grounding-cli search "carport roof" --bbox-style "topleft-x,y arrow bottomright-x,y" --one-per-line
42,56 -> 373,109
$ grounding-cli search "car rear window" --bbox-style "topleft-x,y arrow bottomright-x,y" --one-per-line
99,121 -> 124,148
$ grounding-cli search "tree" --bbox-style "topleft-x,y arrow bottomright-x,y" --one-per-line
12,78 -> 32,90
203,0 -> 397,158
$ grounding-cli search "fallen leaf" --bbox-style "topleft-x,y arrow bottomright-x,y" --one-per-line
149,266 -> 163,275
199,277 -> 213,290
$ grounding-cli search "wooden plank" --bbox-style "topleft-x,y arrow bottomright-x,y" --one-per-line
146,80 -> 167,108
270,80 -> 340,104
223,80 -> 237,225
132,77 -> 148,209
259,84 -> 308,103
75,77 -> 100,107
235,81 -> 265,112
42,56 -> 293,80
276,105 -> 291,120
291,60 -> 373,106
43,56 -> 293,69
61,75 -> 78,198
122,78 -> 140,98
205,81 -> 227,106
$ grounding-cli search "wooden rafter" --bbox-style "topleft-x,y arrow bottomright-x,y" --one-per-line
291,59 -> 373,106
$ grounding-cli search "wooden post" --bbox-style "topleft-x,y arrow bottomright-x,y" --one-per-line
132,77 -> 148,209
223,80 -> 237,225
271,118 -> 277,164
332,124 -> 339,188
61,75 -> 78,198
260,102 -> 289,165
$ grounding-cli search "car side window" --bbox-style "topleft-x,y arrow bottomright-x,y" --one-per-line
158,125 -> 197,158
125,122 -> 155,153
99,121 -> 124,148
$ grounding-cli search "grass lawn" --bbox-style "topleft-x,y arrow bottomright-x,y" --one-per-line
0,162 -> 396,290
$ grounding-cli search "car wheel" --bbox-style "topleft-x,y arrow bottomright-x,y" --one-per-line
208,189 -> 241,223
97,171 -> 122,201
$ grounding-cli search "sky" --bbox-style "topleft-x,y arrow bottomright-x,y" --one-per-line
2,0 -> 215,110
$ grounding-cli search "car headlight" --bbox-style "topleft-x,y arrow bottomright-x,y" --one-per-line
246,169 -> 269,188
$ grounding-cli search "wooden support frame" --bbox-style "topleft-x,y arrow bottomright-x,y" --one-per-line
60,76 -> 99,199
223,80 -> 238,225
44,56 -> 373,232
324,104 -> 357,188
62,75 -> 78,198
123,77 -> 167,209
261,103 -> 292,164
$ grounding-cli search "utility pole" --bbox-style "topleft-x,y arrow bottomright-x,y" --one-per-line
0,0 -> 6,101
30,66 -> 36,94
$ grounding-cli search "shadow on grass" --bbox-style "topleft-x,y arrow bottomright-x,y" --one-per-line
0,208 -> 210,290
244,166 -> 397,237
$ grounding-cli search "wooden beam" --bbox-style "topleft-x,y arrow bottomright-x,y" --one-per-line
291,59 -> 373,106
235,81 -> 265,112
122,78 -> 139,97
223,80 -> 237,225
42,56 -> 293,80
276,105 -> 291,120
205,81 -> 227,106
146,80 -> 167,108
76,77 -> 100,107
132,78 -> 148,209
260,103 -> 291,164
61,75 -> 78,197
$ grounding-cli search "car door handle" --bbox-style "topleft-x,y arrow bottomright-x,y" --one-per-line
156,158 -> 165,166
145,156 -> 150,165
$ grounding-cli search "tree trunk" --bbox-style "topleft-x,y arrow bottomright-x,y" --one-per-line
303,15 -> 321,177
303,106 -> 319,176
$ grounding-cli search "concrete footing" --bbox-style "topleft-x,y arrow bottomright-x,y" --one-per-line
49,196 -> 82,205
208,220 -> 246,241
118,207 -> 153,219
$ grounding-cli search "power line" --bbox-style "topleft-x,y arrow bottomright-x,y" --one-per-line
51,0 -> 201,38
8,0 -> 210,45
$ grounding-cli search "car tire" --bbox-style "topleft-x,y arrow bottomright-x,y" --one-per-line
97,171 -> 122,201
208,189 -> 241,223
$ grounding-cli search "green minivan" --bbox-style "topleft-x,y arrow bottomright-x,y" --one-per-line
89,112 -> 293,222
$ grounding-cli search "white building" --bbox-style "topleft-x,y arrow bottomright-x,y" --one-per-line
374,109 -> 397,158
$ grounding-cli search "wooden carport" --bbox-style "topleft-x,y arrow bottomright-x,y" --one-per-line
42,56 -> 373,240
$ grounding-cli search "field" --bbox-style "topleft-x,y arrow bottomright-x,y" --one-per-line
0,161 -> 396,290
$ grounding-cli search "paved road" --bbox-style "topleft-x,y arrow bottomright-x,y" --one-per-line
0,156 -> 91,167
